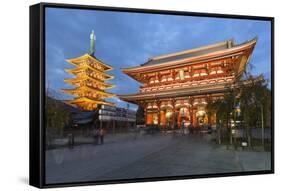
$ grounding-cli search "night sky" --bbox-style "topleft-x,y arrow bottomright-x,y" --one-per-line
45,7 -> 272,111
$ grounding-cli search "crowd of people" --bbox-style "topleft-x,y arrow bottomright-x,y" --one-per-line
180,122 -> 212,134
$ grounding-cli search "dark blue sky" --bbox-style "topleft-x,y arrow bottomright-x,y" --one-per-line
45,7 -> 271,110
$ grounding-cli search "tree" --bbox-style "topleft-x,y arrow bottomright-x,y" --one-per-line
136,106 -> 145,125
46,96 -> 71,136
207,88 -> 237,145
207,98 -> 224,144
239,74 -> 271,147
207,60 -> 272,149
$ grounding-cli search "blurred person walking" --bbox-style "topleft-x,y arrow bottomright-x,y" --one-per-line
99,128 -> 105,144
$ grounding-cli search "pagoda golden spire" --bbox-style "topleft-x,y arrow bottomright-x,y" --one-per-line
62,30 -> 115,110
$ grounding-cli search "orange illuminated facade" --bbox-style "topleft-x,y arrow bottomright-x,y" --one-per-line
119,38 -> 257,128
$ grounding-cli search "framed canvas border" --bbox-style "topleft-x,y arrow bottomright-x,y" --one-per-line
29,2 -> 275,188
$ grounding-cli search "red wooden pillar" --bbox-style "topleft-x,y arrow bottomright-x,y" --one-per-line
208,112 -> 211,125
157,100 -> 161,127
190,97 -> 194,125
206,95 -> 211,125
172,99 -> 176,129
144,103 -> 147,126
190,108 -> 193,125
178,109 -> 181,127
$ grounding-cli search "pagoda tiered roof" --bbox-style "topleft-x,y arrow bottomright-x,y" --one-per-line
64,97 -> 114,111
65,65 -> 114,81
62,85 -> 115,98
67,53 -> 113,72
62,50 -> 115,110
64,76 -> 115,90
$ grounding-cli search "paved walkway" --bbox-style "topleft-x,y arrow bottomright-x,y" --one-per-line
45,133 -> 271,184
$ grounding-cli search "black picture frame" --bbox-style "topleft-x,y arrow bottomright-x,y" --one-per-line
30,2 -> 275,188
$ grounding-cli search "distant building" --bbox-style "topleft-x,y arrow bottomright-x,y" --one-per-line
119,38 -> 257,128
98,105 -> 136,123
71,105 -> 136,132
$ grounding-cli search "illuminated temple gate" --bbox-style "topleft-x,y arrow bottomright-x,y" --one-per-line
119,38 -> 257,128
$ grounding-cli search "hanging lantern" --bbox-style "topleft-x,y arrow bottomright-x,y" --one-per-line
167,100 -> 173,108
175,100 -> 181,107
201,98 -> 207,105
184,100 -> 190,106
193,71 -> 200,77
149,77 -> 155,84
160,101 -> 166,109
217,67 -> 224,74
193,99 -> 199,106
167,74 -> 173,81
152,102 -> 158,109
185,72 -> 191,78
200,69 -> 208,76
179,69 -> 185,80
161,76 -> 167,82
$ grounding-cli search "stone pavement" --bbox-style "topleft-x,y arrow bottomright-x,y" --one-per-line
45,132 -> 271,184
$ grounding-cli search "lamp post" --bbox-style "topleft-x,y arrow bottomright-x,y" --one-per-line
218,119 -> 222,145
261,104 -> 264,147
229,112 -> 233,145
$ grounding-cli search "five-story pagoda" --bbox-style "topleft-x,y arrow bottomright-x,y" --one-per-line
62,30 -> 115,110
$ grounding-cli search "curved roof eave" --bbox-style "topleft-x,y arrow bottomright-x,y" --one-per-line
121,37 -> 257,73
